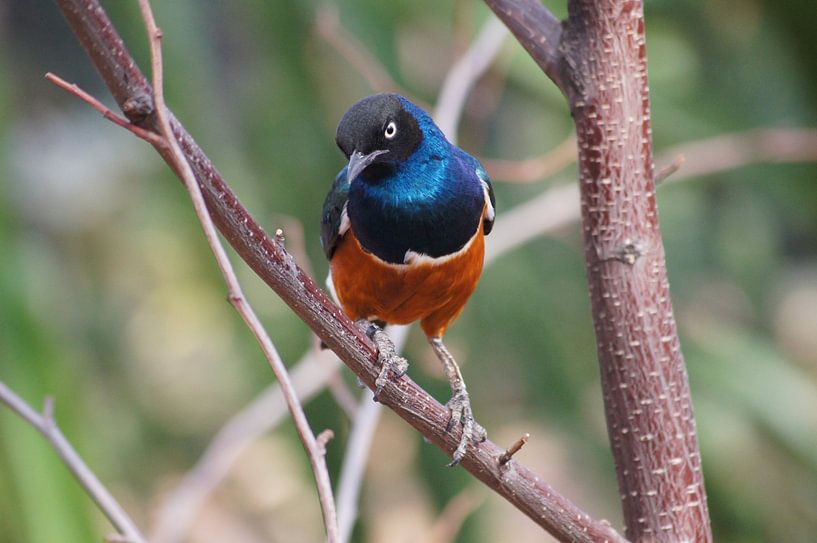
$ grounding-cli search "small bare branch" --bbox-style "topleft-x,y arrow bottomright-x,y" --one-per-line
0,381 -> 146,543
659,128 -> 817,184
326,372 -> 360,420
336,392 -> 380,543
498,432 -> 530,466
316,429 -> 336,452
433,16 -> 508,142
151,348 -> 341,543
45,72 -> 163,146
314,5 -> 428,108
481,134 -> 576,183
427,488 -> 485,543
654,154 -> 685,185
335,324 -> 409,543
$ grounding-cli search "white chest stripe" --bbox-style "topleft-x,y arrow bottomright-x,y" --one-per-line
481,180 -> 495,223
338,203 -> 350,237
403,228 -> 478,267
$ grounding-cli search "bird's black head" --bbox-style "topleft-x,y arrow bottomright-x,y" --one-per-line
335,93 -> 423,181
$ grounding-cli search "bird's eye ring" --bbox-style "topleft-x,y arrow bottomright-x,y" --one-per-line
384,121 -> 397,140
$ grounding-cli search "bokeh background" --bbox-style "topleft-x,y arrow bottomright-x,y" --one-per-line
2,1 -> 816,542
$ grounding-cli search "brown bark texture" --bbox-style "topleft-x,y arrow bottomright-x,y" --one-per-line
53,0 -> 628,541
486,0 -> 712,541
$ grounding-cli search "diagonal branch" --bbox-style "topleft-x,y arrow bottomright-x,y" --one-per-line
483,0 -> 566,93
0,382 -> 147,543
150,348 -> 341,543
52,1 -> 626,541
433,16 -> 508,142
313,7 -> 394,91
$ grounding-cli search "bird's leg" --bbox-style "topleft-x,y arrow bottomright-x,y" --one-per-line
356,320 -> 409,400
428,337 -> 486,466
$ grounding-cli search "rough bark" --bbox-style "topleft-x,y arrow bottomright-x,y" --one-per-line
486,0 -> 712,540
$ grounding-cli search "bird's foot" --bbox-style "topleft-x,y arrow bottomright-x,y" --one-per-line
357,320 -> 409,401
428,336 -> 486,466
445,388 -> 487,466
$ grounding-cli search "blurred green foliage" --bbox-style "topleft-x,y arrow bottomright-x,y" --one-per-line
1,0 -> 816,542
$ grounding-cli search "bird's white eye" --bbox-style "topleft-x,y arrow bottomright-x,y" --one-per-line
384,121 -> 397,140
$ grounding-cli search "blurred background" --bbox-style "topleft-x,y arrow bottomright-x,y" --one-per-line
1,0 -> 816,542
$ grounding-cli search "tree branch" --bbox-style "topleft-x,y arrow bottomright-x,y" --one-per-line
487,0 -> 714,539
151,348 -> 341,543
483,0 -> 566,94
433,16 -> 508,142
659,127 -> 817,184
0,382 -> 146,543
482,134 -> 577,182
313,5 -> 429,109
52,0 -> 625,541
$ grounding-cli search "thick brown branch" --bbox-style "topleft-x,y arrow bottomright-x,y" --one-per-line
484,0 -> 567,94
487,0 -> 713,540
559,2 -> 711,539
52,0 -> 625,541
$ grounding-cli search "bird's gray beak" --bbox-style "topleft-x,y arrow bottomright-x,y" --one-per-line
347,149 -> 388,182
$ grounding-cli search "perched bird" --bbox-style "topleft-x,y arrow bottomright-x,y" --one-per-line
321,93 -> 495,464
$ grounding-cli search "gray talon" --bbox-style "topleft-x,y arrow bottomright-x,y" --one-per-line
446,390 -> 481,466
429,337 -> 485,466
361,322 -> 409,402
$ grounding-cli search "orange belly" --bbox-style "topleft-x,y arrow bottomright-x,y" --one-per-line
330,228 -> 485,338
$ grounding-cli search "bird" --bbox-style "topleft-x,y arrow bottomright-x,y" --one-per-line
320,93 -> 495,465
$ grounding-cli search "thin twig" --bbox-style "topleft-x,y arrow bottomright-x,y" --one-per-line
272,215 -> 316,279
498,432 -> 530,465
0,382 -> 146,543
326,371 -> 360,420
481,134 -> 577,183
150,348 -> 341,543
316,429 -> 336,451
433,16 -> 508,142
314,5 -> 428,109
659,127 -> 817,184
426,488 -> 485,543
335,324 -> 410,543
486,181 -> 578,262
654,154 -> 685,185
336,391 -> 381,543
314,6 -> 395,92
136,0 -> 339,540
45,72 -> 163,146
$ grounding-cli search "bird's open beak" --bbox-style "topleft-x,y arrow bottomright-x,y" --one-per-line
347,149 -> 388,182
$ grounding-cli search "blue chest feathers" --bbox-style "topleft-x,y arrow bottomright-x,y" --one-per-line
348,145 -> 484,265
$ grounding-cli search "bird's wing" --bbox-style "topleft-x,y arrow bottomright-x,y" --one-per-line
454,148 -> 496,236
320,167 -> 351,259
476,164 -> 496,236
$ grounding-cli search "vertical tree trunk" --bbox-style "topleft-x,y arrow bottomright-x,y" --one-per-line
486,0 -> 713,540
560,2 -> 712,540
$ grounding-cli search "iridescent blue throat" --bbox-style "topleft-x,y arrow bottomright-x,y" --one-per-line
347,99 -> 484,265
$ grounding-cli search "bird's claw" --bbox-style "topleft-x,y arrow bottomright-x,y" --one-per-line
356,320 -> 409,401
374,354 -> 408,400
445,390 -> 486,467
